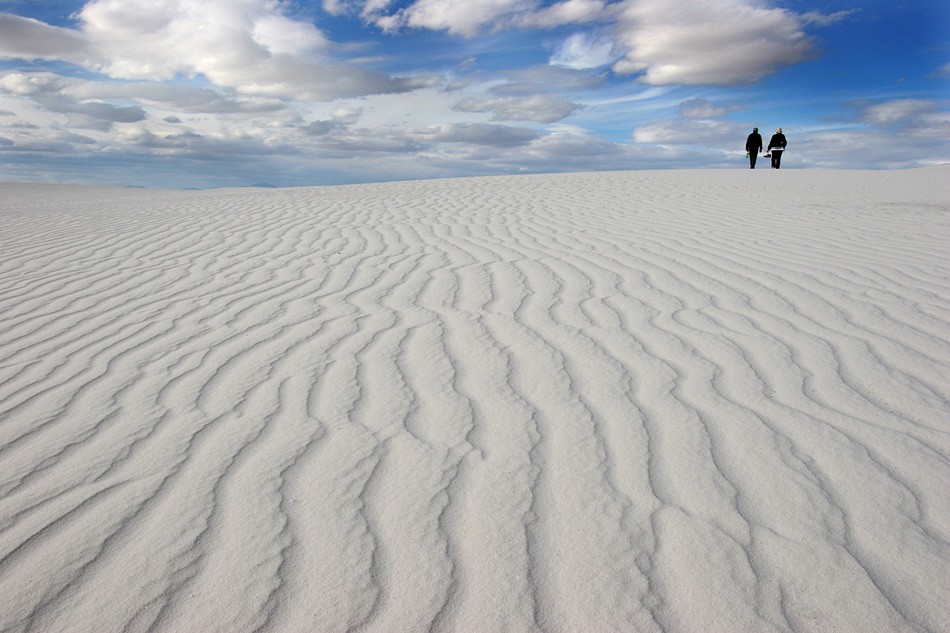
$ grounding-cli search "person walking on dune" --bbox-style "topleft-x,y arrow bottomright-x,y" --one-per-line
768,128 -> 787,169
745,127 -> 763,169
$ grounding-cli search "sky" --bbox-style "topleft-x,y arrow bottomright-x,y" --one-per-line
0,0 -> 947,188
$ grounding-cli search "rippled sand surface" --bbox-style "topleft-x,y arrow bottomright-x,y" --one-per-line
1,169 -> 948,632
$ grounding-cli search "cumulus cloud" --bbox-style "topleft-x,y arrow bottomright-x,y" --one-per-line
0,1 -> 418,101
612,0 -> 814,85
454,94 -> 582,123
76,0 -> 324,79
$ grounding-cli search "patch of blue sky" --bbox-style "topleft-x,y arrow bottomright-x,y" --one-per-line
0,0 -> 83,26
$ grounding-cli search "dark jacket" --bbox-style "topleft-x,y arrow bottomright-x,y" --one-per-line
746,132 -> 763,153
768,133 -> 787,151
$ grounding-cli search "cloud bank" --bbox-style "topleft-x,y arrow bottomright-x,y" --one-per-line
0,0 -> 946,186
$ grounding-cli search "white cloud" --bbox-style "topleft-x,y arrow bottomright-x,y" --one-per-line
633,117 -> 748,147
550,32 -> 617,70
344,0 -> 607,35
0,14 -> 92,62
375,0 -> 525,36
861,99 -> 940,127
0,72 -> 63,96
678,98 -> 729,119
251,13 -> 328,55
0,1 -> 417,101
802,10 -> 858,27
612,0 -> 814,85
490,66 -> 605,96
521,0 -> 608,28
794,127 -> 949,169
60,79 -> 286,114
418,122 -> 539,146
454,94 -> 582,123
858,99 -> 950,144
0,72 -> 145,128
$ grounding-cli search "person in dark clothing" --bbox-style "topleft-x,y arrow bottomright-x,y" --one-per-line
768,128 -> 787,169
745,127 -> 763,168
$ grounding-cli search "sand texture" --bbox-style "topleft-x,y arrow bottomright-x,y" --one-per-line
1,169 -> 948,632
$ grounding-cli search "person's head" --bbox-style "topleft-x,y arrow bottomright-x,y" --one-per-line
753,127 -> 758,133
777,127 -> 782,133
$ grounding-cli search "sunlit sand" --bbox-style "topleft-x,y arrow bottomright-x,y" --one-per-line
1,168 -> 948,632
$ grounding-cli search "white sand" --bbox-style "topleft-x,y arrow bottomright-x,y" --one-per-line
1,168 -> 948,632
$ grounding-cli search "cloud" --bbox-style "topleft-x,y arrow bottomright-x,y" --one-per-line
66,81 -> 286,114
520,0 -> 608,28
78,0 -> 420,99
372,0 -> 525,36
678,98 -> 729,119
0,1 -> 418,101
860,99 -> 941,127
454,94 -> 582,123
302,107 -> 363,136
490,66 -> 605,96
633,117 -> 748,148
612,0 -> 814,85
857,99 -> 950,143
631,97 -> 744,149
0,14 -> 92,62
550,32 -> 617,70
419,122 -> 540,147
0,72 -> 145,128
340,0 -> 608,36
794,126 -> 949,169
802,10 -> 858,27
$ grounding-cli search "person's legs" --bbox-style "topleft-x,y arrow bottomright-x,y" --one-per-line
750,153 -> 757,168
774,151 -> 782,169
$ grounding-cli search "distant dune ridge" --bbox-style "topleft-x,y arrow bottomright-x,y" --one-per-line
0,168 -> 948,632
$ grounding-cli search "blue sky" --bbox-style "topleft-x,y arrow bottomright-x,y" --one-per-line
0,0 -> 947,188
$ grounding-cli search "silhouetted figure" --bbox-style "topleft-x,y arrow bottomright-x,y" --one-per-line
745,128 -> 763,169
768,128 -> 787,169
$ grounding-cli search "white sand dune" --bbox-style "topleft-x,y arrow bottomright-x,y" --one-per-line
0,168 -> 948,632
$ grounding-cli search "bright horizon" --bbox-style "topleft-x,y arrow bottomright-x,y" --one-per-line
1,0 -> 948,188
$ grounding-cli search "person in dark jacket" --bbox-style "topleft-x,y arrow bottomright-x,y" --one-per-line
768,128 -> 787,169
745,127 -> 763,168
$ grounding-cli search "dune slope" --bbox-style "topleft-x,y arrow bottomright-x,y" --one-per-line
1,169 -> 948,632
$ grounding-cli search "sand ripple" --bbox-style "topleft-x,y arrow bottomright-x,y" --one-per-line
1,170 -> 948,632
